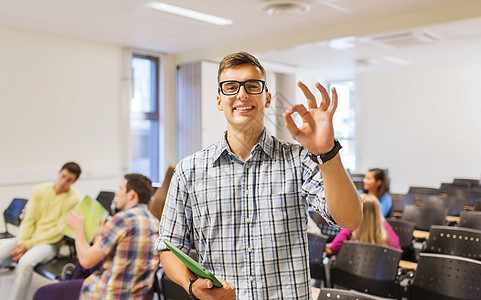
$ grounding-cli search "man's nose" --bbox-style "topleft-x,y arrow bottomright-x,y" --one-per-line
237,85 -> 248,97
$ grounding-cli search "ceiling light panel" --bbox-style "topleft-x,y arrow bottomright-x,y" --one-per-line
146,2 -> 233,25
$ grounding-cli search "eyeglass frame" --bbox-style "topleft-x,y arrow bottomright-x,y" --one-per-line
218,79 -> 268,96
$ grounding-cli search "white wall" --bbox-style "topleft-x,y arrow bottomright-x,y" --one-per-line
0,26 -> 125,212
356,63 -> 481,193
0,27 -> 179,214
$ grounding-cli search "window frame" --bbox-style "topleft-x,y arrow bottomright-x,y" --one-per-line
130,53 -> 161,182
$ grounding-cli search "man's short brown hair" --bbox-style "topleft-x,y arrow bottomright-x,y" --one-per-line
217,52 -> 266,82
61,162 -> 82,181
124,173 -> 153,205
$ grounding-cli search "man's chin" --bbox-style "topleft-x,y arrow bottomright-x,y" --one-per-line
55,186 -> 68,194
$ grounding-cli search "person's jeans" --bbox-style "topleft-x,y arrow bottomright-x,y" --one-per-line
0,237 -> 57,300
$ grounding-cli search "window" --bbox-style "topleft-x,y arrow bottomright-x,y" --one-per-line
329,80 -> 355,172
130,54 -> 160,182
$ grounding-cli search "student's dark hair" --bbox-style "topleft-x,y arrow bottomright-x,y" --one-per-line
124,173 -> 153,205
368,168 -> 390,199
217,51 -> 266,82
61,162 -> 82,181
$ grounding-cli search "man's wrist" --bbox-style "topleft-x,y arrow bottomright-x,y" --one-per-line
189,278 -> 200,300
309,139 -> 342,165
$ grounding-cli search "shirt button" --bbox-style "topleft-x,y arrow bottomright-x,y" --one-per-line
248,247 -> 252,253
245,164 -> 249,169
246,218 -> 251,223
245,190 -> 249,196
249,276 -> 254,282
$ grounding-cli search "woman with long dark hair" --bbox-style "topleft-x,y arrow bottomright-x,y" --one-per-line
363,168 -> 392,217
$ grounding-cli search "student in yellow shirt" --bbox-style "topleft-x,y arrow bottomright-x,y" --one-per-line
0,162 -> 82,300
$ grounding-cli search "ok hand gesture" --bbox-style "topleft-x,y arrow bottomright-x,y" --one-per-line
283,81 -> 337,155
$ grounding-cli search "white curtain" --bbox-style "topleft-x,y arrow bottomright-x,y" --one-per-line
176,62 -> 202,161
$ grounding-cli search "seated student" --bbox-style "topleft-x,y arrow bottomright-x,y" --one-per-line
326,194 -> 400,255
363,168 -> 392,217
0,162 -> 82,300
33,173 -> 159,300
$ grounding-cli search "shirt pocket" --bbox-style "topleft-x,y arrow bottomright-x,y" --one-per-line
257,182 -> 302,243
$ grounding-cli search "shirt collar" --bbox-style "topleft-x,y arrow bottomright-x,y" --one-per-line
211,129 -> 274,165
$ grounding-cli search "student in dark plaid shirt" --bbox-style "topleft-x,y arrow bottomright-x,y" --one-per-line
158,52 -> 362,300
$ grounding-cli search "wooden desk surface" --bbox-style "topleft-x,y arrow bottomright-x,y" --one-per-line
413,230 -> 430,240
391,213 -> 460,223
446,215 -> 460,223
399,260 -> 418,270
311,286 -> 320,300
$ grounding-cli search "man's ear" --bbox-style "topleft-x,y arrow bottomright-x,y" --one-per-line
127,189 -> 137,201
217,94 -> 223,111
265,92 -> 272,108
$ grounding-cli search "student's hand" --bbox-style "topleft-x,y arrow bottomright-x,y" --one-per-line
191,278 -> 236,300
11,243 -> 27,261
283,81 -> 337,155
66,211 -> 85,233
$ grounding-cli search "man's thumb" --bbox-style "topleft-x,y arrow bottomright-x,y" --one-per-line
198,278 -> 213,289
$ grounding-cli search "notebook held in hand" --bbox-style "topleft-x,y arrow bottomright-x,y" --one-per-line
163,239 -> 223,288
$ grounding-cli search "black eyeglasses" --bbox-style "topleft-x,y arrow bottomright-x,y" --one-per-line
219,80 -> 266,95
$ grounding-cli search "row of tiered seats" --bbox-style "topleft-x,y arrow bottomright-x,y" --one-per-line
309,176 -> 481,299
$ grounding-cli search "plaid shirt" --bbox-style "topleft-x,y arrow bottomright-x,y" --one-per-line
157,131 -> 335,300
81,204 -> 159,300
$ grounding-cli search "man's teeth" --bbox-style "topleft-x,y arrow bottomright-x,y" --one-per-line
236,106 -> 253,111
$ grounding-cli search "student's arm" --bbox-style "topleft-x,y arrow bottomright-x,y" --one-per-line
284,81 -> 362,230
17,191 -> 39,244
160,250 -> 197,292
160,250 -> 236,300
159,169 -> 235,299
328,228 -> 353,255
66,211 -> 106,269
379,193 -> 393,217
319,155 -> 362,230
22,223 -> 66,248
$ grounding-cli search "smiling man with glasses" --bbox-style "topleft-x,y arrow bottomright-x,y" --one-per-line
158,52 -> 362,300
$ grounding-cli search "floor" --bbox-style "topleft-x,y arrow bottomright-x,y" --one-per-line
0,267 -> 55,300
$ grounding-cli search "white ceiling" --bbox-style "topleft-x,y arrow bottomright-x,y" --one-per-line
2,0 -> 481,79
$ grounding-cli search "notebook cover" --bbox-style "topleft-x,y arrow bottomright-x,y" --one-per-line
61,195 -> 109,243
163,239 -> 223,288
